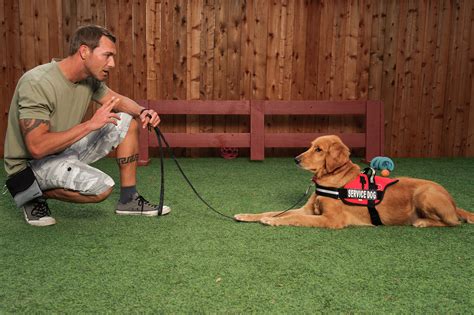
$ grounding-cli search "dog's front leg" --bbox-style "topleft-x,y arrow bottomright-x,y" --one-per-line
260,213 -> 346,228
234,194 -> 316,222
260,201 -> 347,228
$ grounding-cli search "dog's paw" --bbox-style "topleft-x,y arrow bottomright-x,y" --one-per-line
260,217 -> 280,226
413,219 -> 430,228
234,214 -> 257,222
413,222 -> 425,228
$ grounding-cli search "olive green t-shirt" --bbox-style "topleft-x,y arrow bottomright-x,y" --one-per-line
4,61 -> 108,176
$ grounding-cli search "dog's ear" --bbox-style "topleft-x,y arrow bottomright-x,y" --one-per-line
325,141 -> 350,173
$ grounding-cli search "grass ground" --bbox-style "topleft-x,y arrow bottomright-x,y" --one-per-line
0,157 -> 473,313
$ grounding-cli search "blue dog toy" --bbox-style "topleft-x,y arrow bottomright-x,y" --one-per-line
370,156 -> 395,171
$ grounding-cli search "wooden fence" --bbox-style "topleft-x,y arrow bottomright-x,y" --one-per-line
0,0 -> 473,158
138,100 -> 383,164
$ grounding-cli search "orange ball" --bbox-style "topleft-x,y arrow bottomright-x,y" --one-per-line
380,169 -> 390,177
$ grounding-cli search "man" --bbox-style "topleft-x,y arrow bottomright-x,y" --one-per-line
4,25 -> 170,226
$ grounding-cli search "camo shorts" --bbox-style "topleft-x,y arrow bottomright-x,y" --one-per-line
30,113 -> 132,195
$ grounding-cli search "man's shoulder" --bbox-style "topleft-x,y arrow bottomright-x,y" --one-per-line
18,62 -> 58,91
23,62 -> 56,78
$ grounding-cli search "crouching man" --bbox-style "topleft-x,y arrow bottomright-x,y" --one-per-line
4,25 -> 170,226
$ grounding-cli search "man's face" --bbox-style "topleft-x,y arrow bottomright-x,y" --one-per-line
84,36 -> 116,81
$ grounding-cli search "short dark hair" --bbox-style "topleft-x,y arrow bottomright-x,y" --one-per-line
69,25 -> 116,56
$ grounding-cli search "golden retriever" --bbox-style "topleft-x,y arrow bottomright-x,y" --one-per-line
234,135 -> 474,228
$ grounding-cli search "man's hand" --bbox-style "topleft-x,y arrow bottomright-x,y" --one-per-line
139,109 -> 161,129
88,97 -> 121,130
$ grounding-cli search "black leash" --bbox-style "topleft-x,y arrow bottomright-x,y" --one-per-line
152,126 -> 311,220
153,127 -> 234,220
156,126 -> 165,216
273,182 -> 314,217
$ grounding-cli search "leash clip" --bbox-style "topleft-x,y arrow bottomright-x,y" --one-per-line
305,182 -> 315,195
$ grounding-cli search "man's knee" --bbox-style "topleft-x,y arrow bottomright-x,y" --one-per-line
43,186 -> 113,203
77,186 -> 113,203
92,186 -> 113,202
127,117 -> 139,135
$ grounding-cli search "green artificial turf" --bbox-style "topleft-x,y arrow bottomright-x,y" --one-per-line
0,157 -> 473,313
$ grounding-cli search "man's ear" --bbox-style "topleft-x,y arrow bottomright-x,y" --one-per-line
78,45 -> 90,60
325,141 -> 350,173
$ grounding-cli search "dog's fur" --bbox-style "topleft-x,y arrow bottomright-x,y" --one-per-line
234,135 -> 474,228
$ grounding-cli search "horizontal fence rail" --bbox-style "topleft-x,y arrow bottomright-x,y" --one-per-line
138,100 -> 383,164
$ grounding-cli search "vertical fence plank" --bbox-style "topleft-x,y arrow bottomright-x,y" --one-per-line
5,0 -> 21,107
252,0 -> 268,100
172,0 -> 187,98
452,0 -> 472,156
160,0 -> 172,99
288,0 -> 307,154
172,0 -> 187,156
401,0 -> 425,157
34,0 -> 50,65
356,0 -> 373,100
133,0 -> 147,100
146,0 -> 158,100
186,0 -> 202,157
265,0 -> 282,155
368,0 -> 385,101
428,0 -> 451,156
282,0 -> 295,100
240,0 -> 253,100
47,0 -> 63,59
0,0 -> 6,155
213,0 -> 228,100
251,100 -> 264,160
290,0 -> 307,101
304,0 -> 321,139
19,0 -> 36,72
467,0 -> 474,156
227,0 -> 242,101
199,0 -> 215,155
380,0 -> 398,155
225,0 -> 243,145
329,0 -> 348,136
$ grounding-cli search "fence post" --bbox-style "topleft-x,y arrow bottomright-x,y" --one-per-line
138,100 -> 150,166
250,100 -> 265,160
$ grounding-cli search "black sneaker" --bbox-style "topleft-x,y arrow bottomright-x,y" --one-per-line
115,193 -> 171,216
22,198 -> 56,226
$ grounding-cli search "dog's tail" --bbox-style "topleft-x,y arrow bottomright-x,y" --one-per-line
456,208 -> 474,224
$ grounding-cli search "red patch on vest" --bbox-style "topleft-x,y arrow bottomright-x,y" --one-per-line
343,174 -> 398,205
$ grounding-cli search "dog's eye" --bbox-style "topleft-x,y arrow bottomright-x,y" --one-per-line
315,147 -> 322,152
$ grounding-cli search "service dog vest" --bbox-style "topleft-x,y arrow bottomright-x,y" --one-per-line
313,168 -> 398,225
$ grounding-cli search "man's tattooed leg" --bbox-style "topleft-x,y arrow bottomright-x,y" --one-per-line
116,154 -> 139,165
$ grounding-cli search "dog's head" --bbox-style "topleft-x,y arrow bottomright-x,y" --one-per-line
294,135 -> 350,178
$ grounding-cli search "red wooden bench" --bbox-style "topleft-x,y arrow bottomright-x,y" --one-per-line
137,100 -> 384,165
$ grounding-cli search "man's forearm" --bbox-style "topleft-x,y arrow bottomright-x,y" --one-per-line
114,96 -> 143,117
25,120 -> 94,159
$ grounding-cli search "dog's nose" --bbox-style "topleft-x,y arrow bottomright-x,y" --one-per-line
294,157 -> 300,165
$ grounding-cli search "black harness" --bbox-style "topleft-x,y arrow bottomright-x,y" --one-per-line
314,168 -> 398,226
